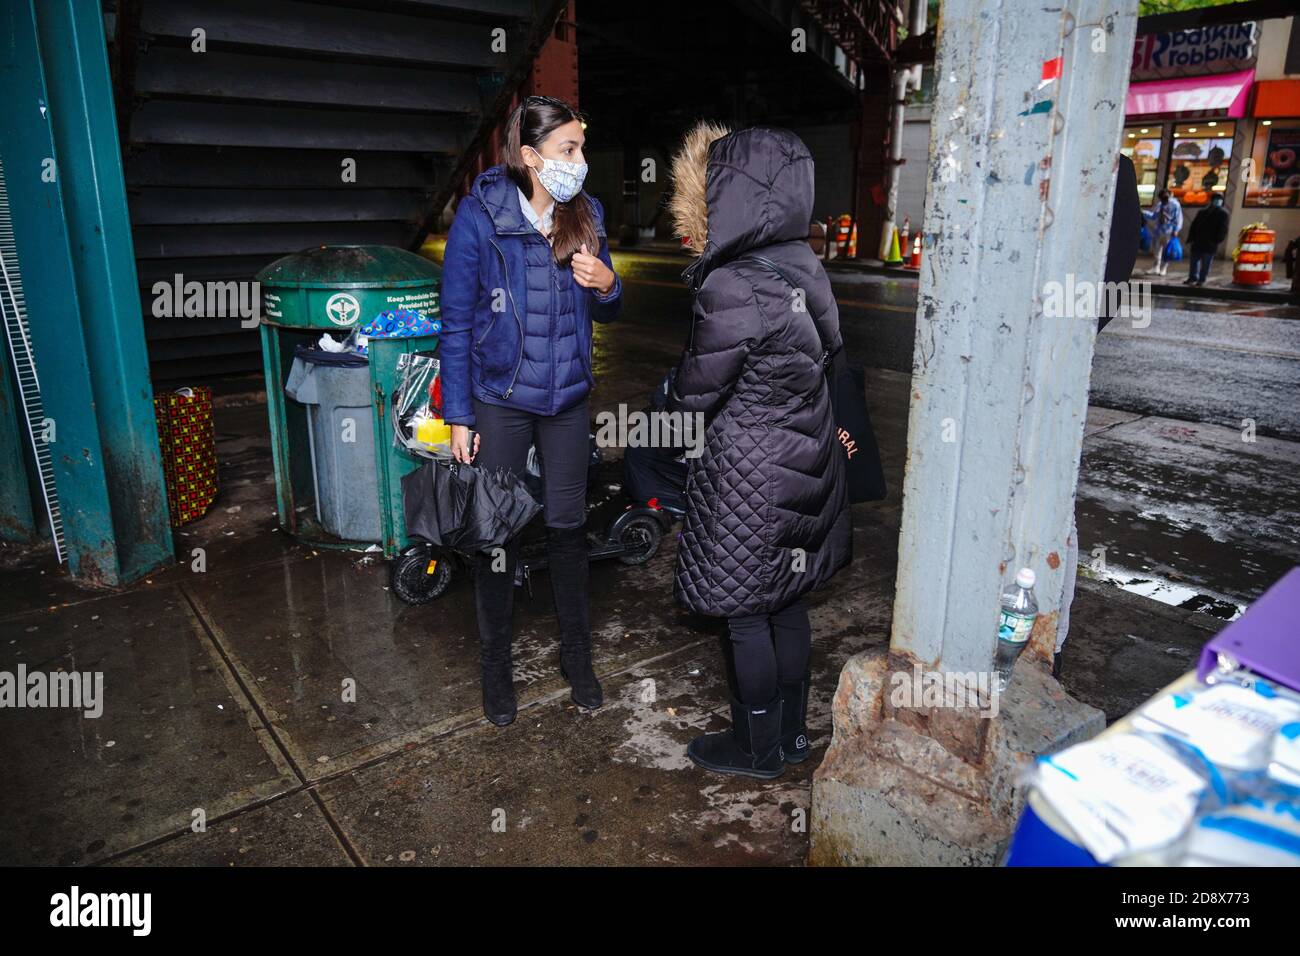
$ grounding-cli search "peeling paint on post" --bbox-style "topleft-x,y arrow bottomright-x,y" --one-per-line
810,4 -> 1136,863
891,1 -> 1138,680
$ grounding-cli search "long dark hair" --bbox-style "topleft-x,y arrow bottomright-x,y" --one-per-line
504,95 -> 598,267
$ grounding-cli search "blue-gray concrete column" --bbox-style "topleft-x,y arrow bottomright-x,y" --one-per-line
892,0 -> 1138,679
810,0 -> 1136,865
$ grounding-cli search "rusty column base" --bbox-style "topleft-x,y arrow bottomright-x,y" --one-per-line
808,649 -> 1104,866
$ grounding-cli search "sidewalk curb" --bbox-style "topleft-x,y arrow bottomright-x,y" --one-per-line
824,257 -> 1294,304
619,241 -> 1295,304
1144,280 -> 1293,305
1074,574 -> 1228,637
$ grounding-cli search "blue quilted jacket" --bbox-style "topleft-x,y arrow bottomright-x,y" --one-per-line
439,165 -> 622,425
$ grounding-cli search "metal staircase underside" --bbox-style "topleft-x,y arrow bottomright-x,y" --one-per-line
106,0 -> 562,380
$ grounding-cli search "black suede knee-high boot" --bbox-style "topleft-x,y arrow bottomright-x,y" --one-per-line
545,526 -> 603,709
475,541 -> 520,726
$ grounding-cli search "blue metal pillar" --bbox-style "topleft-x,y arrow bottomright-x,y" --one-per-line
0,0 -> 172,584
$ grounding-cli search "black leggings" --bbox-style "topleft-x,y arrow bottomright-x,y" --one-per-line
727,598 -> 811,705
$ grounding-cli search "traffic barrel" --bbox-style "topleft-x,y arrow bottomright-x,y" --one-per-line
1233,225 -> 1276,286
837,214 -> 852,256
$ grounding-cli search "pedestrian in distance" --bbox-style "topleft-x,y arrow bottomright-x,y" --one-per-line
1184,193 -> 1230,287
1145,188 -> 1183,276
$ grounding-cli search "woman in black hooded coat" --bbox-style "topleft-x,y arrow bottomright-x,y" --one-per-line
668,124 -> 852,779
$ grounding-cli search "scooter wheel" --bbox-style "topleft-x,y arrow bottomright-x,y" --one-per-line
616,514 -> 663,565
390,549 -> 453,604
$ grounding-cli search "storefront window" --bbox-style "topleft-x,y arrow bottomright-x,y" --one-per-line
1122,125 -> 1163,205
1244,119 -> 1300,208
1165,121 -> 1235,207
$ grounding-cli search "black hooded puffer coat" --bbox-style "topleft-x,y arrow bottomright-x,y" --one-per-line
672,127 -> 852,617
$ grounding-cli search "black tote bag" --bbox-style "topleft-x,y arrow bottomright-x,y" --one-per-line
742,254 -> 887,503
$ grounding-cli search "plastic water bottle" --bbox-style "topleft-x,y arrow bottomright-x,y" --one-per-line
995,568 -> 1038,691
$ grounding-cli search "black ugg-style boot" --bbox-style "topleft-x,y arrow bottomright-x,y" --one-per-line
778,675 -> 811,763
545,525 -> 603,709
687,694 -> 784,779
475,543 -> 519,726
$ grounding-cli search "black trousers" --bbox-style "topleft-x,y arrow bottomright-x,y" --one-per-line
727,598 -> 811,705
471,398 -> 588,530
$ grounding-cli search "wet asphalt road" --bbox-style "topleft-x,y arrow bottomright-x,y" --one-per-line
609,250 -> 1300,441
1093,302 -> 1300,443
644,253 -> 1300,442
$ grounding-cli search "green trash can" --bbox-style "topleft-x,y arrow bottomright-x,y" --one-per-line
256,245 -> 441,568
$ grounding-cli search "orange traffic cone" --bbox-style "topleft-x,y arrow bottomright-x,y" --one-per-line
910,235 -> 922,268
847,223 -> 858,259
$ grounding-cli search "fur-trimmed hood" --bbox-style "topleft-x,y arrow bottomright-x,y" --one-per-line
669,121 -> 730,256
670,125 -> 816,284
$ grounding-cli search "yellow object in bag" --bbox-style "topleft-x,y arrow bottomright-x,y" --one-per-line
416,416 -> 452,448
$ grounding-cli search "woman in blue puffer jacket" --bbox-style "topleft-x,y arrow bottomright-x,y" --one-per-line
440,95 -> 622,727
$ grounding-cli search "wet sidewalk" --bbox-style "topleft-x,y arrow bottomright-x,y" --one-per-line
3,357 -> 1271,865
0,395 -> 893,866
1131,251 -> 1294,302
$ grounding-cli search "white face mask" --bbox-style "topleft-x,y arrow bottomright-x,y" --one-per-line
526,146 -> 588,203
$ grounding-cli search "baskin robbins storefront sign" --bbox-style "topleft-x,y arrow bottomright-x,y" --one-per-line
1131,22 -> 1258,81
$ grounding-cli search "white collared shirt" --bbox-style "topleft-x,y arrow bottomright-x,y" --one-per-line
517,187 -> 555,241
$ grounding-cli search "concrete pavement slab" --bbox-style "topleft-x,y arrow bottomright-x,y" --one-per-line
1056,578 -> 1221,724
0,585 -> 298,865
109,792 -> 352,867
179,524 -> 724,781
315,586 -> 889,867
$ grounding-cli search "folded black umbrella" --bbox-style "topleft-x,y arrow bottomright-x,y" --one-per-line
401,460 -> 541,554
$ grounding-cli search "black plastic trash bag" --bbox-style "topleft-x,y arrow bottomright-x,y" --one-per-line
401,459 -> 541,554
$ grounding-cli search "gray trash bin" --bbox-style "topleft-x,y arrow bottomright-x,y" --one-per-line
284,348 -> 381,541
